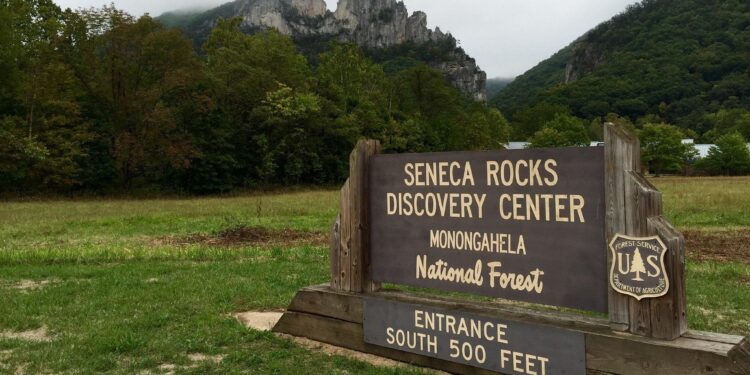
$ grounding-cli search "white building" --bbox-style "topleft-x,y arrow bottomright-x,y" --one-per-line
680,139 -> 750,158
505,142 -> 529,150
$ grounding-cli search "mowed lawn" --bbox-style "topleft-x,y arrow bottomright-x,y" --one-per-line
0,178 -> 749,374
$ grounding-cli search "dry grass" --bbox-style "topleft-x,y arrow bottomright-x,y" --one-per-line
652,176 -> 750,230
0,190 -> 338,264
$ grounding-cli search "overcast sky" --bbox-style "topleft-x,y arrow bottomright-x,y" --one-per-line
53,0 -> 640,78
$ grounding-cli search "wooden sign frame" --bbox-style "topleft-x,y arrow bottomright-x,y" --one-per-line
275,124 -> 750,374
604,124 -> 687,339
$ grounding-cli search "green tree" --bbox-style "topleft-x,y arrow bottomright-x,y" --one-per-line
0,5 -> 20,114
0,118 -> 47,189
589,113 -> 637,141
315,43 -> 390,147
59,7 -> 205,188
394,65 -> 465,151
639,123 -> 686,176
17,61 -> 91,188
527,114 -> 589,148
251,84 -> 326,184
379,118 -> 425,153
511,103 -> 571,140
698,133 -> 750,176
204,18 -> 310,104
316,44 -> 389,113
0,0 -> 93,191
204,19 -> 344,187
703,109 -> 750,141
465,106 -> 510,150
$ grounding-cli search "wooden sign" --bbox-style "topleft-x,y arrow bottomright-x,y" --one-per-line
276,125 -> 750,375
370,147 -> 607,312
364,298 -> 585,374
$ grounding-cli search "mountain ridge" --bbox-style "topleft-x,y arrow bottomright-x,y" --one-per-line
491,0 -> 750,136
159,0 -> 487,101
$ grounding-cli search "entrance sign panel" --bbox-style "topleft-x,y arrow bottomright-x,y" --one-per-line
364,298 -> 586,374
370,147 -> 607,312
277,130 -> 748,374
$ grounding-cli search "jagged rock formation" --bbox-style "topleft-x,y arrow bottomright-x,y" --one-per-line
168,0 -> 486,100
434,49 -> 486,102
333,0 -> 445,47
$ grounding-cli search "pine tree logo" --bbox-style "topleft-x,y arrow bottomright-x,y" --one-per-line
609,234 -> 670,300
630,248 -> 646,281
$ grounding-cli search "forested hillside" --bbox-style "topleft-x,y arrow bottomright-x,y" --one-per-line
491,0 -> 750,141
0,1 -> 507,195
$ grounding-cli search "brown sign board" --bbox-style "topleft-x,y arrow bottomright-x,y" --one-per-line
370,147 -> 608,312
364,298 -> 586,374
278,131 -> 748,374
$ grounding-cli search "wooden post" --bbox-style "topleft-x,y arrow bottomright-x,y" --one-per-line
330,214 -> 341,291
605,124 -> 634,331
604,123 -> 687,340
330,140 -> 381,293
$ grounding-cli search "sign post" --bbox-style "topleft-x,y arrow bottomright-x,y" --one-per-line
604,124 -> 687,339
329,139 -> 381,293
275,125 -> 749,374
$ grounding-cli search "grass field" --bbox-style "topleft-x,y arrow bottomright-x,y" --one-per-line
654,176 -> 750,229
1,177 -> 749,374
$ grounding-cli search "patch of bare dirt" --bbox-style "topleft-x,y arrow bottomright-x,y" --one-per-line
0,350 -> 12,369
187,353 -> 225,364
11,279 -> 58,291
0,326 -> 53,342
155,363 -> 177,375
233,311 -> 283,331
144,353 -> 225,375
684,230 -> 750,264
157,226 -> 327,248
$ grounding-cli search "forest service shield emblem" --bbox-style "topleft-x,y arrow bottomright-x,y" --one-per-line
609,234 -> 669,300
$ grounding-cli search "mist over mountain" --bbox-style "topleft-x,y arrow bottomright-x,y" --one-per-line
159,0 -> 487,100
491,0 -> 750,136
486,77 -> 514,99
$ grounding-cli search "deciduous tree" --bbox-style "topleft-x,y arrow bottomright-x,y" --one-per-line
698,133 -> 750,176
639,123 -> 686,176
527,114 -> 589,148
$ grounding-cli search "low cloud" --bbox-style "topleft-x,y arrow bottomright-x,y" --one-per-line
52,0 -> 639,77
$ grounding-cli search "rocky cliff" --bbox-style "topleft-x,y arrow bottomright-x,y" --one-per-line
564,37 -> 606,84
167,0 -> 486,100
